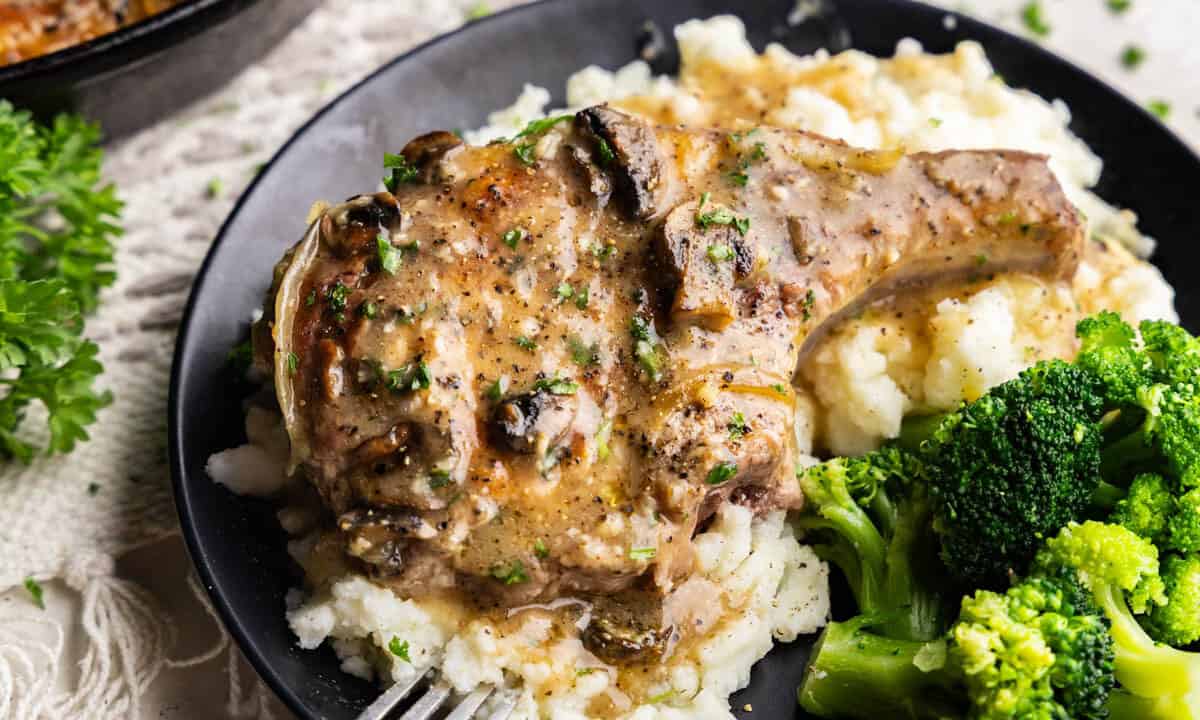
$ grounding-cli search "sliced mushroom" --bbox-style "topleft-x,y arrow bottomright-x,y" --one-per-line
653,199 -> 754,331
400,131 -> 464,184
567,143 -> 612,206
582,591 -> 672,664
489,389 -> 576,455
338,192 -> 401,232
338,506 -> 435,574
575,106 -> 666,220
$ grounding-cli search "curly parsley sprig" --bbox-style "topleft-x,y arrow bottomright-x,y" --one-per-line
0,102 -> 119,461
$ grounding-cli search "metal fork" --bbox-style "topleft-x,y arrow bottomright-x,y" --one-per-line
356,668 -> 516,720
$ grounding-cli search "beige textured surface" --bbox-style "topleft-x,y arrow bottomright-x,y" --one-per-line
0,1 -> 1195,718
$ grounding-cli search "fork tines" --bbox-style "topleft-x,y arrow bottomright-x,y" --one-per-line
355,671 -> 513,720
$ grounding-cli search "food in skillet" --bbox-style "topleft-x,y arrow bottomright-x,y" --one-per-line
0,0 -> 183,66
207,16 -> 1189,719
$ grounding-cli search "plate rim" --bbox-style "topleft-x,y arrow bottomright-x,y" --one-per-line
167,1 -> 1200,717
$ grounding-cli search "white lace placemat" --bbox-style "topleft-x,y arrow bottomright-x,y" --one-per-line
0,1 -> 1194,718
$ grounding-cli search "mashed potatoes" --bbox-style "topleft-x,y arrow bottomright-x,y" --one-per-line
809,243 -> 1176,455
289,506 -> 829,718
270,15 -> 1180,719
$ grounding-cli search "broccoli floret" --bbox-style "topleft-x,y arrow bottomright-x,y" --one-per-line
1077,313 -> 1200,486
796,615 -> 962,720
1168,488 -> 1200,552
1148,384 -> 1200,487
797,573 -> 1114,720
953,574 -> 1114,719
1109,469 -> 1200,557
796,447 -> 948,641
1111,472 -> 1172,542
1034,521 -> 1200,719
1140,319 -> 1200,387
921,360 -> 1106,588
1143,553 -> 1200,648
1097,380 -> 1200,489
1076,311 -> 1151,406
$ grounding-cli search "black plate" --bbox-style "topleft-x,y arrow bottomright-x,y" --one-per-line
169,1 -> 1200,718
0,0 -> 320,139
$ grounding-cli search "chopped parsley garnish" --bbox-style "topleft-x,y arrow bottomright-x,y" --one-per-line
555,282 -> 575,301
502,228 -> 524,249
386,362 -> 432,393
532,375 -> 579,395
727,128 -> 758,143
929,117 -> 943,128
388,637 -> 411,662
541,445 -> 567,474
377,234 -> 402,275
569,337 -> 600,366
630,315 -> 664,382
487,375 -> 509,402
696,205 -> 735,229
725,134 -> 767,186
706,462 -> 738,485
286,352 -> 299,375
770,383 -> 789,396
514,142 -> 537,165
707,244 -> 734,263
383,152 -> 420,191
467,3 -> 491,20
1121,45 -> 1145,70
997,210 -> 1017,224
506,113 -> 574,165
575,286 -> 590,309
205,177 -> 223,199
305,290 -> 316,307
647,690 -> 676,704
534,539 -> 549,558
327,281 -> 350,312
1020,1 -> 1051,36
801,289 -> 815,321
695,202 -> 750,236
491,560 -> 529,585
87,482 -> 100,495
634,339 -> 663,381
629,546 -> 657,561
592,242 -> 616,260
595,418 -> 613,462
24,577 -> 44,609
576,667 -> 597,676
595,137 -> 615,166
359,301 -> 378,319
1106,0 -> 1131,13
1148,99 -> 1171,119
514,114 -> 574,139
428,468 -> 451,489
728,412 -> 748,440
628,316 -> 667,381
514,335 -> 538,351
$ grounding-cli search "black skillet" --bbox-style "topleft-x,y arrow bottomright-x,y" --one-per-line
0,0 -> 320,139
169,0 -> 1200,717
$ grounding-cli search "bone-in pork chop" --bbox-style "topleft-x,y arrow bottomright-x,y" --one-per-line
254,107 -> 1082,651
